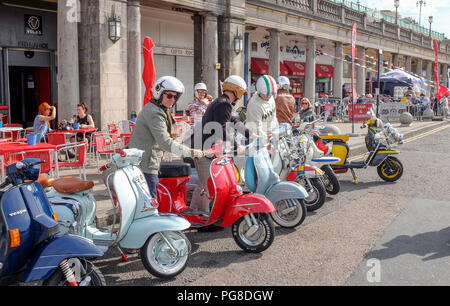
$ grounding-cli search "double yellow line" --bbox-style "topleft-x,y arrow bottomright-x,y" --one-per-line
348,124 -> 450,162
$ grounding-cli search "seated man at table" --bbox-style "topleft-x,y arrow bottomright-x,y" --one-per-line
33,102 -> 56,142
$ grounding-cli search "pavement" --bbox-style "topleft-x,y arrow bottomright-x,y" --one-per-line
54,118 -> 450,228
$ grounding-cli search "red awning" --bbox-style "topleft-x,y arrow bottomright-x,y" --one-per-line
251,58 -> 269,75
280,62 -> 289,76
284,61 -> 306,77
316,64 -> 334,78
251,58 -> 290,76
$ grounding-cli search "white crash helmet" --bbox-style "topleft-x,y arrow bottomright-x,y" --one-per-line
222,75 -> 248,102
278,76 -> 290,91
153,76 -> 185,101
256,75 -> 278,98
194,82 -> 208,99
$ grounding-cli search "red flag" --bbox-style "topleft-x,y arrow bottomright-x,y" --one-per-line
433,40 -> 441,100
351,24 -> 357,104
142,37 -> 156,106
438,85 -> 450,101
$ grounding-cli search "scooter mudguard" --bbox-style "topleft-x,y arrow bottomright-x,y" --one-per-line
265,181 -> 308,204
369,150 -> 400,167
221,194 -> 275,228
21,235 -> 103,283
118,213 -> 191,249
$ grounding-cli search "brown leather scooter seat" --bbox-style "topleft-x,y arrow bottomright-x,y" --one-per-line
52,176 -> 95,194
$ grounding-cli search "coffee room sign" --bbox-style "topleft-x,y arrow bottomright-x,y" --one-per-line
25,15 -> 43,36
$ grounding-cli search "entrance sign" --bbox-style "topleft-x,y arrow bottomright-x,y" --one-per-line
24,15 -> 43,36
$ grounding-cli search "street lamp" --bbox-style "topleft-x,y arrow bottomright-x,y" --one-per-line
428,15 -> 433,37
394,0 -> 399,24
233,30 -> 243,54
107,5 -> 121,43
416,0 -> 426,26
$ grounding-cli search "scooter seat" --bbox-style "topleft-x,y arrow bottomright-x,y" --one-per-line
52,176 -> 95,194
159,162 -> 191,178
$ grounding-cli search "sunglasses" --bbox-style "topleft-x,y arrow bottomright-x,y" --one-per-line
164,92 -> 179,101
301,102 -> 308,105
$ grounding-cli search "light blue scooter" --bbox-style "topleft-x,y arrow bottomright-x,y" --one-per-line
44,148 -> 191,279
232,136 -> 308,228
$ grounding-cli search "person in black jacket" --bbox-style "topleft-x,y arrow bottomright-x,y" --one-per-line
187,75 -> 255,219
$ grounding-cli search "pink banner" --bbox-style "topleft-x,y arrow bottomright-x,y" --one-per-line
434,40 -> 442,101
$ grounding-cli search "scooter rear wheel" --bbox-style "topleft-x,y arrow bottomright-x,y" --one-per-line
232,213 -> 275,253
44,259 -> 106,286
271,199 -> 307,228
140,231 -> 190,279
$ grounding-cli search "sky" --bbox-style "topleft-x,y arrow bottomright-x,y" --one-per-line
356,0 -> 450,39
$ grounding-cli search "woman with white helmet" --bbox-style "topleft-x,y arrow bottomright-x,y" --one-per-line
188,82 -> 213,124
275,76 -> 296,126
245,74 -> 279,136
129,76 -> 205,198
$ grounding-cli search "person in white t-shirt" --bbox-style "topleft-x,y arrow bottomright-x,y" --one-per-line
245,75 -> 279,137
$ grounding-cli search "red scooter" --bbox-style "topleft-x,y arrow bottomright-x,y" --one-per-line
157,149 -> 276,253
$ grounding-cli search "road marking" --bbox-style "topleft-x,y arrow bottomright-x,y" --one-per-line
348,124 -> 450,162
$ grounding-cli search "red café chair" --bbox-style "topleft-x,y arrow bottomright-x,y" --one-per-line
54,141 -> 88,180
23,149 -> 55,175
93,133 -> 121,172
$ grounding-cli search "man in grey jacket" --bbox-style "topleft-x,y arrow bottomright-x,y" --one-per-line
129,76 -> 205,198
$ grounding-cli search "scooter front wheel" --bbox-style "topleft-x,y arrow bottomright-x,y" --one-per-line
140,231 -> 190,279
232,213 -> 275,253
44,258 -> 106,286
271,198 -> 307,228
299,178 -> 327,212
377,156 -> 403,182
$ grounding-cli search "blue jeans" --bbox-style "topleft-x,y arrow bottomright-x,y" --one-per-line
143,173 -> 159,199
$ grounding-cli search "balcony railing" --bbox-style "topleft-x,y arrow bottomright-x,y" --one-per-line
327,0 -> 445,39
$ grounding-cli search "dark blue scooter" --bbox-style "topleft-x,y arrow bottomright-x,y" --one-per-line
0,158 -> 106,286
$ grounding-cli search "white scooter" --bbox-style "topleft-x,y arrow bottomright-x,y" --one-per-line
292,121 -> 341,195
43,148 -> 192,279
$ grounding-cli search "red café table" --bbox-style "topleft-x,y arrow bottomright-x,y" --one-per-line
50,127 -> 97,140
0,142 -> 57,178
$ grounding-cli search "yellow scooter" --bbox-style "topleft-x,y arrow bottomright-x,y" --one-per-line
320,109 -> 404,184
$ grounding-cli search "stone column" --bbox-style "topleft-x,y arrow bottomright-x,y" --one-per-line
416,58 -> 423,77
442,63 -> 449,87
426,60 -> 433,93
391,53 -> 399,68
356,46 -> 366,96
305,36 -> 316,102
192,13 -> 203,85
78,0 -> 128,130
405,55 -> 412,72
127,0 -> 141,115
218,16 -> 246,88
268,28 -> 280,80
202,12 -> 219,98
58,0 -> 80,120
333,41 -> 343,98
